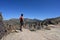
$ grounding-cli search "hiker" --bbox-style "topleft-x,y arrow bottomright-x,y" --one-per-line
19,14 -> 24,31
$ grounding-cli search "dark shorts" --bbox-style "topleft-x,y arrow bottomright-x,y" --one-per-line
20,22 -> 24,26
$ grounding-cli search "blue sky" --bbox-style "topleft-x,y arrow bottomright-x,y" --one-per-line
0,0 -> 60,20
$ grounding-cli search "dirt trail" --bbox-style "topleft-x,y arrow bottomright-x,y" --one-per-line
1,28 -> 60,40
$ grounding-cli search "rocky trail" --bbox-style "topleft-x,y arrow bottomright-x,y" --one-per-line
1,27 -> 60,40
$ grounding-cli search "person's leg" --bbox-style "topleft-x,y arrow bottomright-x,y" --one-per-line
20,25 -> 22,31
20,22 -> 23,31
20,22 -> 22,31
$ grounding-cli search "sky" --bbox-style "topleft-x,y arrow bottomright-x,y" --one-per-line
0,0 -> 60,20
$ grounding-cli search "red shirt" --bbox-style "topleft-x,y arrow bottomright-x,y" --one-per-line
20,16 -> 23,22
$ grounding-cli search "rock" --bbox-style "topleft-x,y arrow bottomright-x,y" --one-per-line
29,24 -> 36,31
0,13 -> 6,39
0,13 -> 3,22
45,26 -> 51,30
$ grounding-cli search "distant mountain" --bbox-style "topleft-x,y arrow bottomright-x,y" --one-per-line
24,18 -> 41,22
3,18 -> 41,25
3,17 -> 60,26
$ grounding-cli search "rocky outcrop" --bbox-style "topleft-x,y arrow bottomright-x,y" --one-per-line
0,12 -> 6,39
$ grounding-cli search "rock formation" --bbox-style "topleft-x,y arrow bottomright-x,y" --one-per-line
0,12 -> 6,39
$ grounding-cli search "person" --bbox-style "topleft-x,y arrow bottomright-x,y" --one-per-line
19,14 -> 24,31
